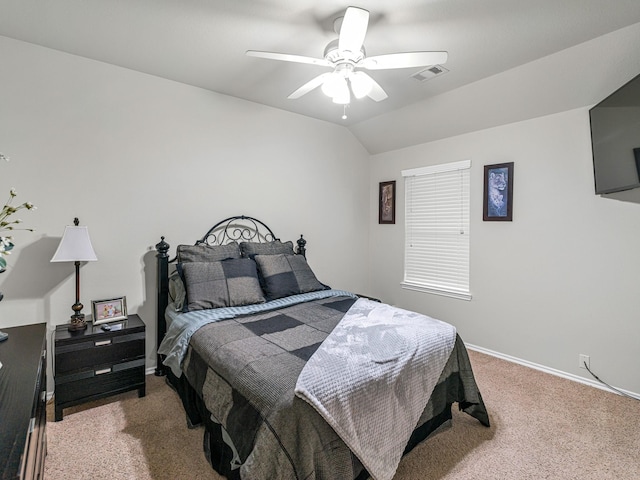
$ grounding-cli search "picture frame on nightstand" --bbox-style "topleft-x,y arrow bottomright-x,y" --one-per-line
92,296 -> 128,325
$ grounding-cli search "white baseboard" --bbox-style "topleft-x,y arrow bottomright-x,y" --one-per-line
466,343 -> 640,401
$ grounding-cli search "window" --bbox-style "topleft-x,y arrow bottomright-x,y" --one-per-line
401,160 -> 471,300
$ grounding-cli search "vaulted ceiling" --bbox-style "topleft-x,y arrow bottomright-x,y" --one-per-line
2,0 -> 640,152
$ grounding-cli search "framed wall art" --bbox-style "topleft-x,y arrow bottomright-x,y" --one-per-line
92,296 -> 128,325
483,162 -> 514,221
379,180 -> 396,224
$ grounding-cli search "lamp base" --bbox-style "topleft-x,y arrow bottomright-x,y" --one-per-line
68,315 -> 87,332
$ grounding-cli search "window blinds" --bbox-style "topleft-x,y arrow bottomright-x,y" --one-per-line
402,160 -> 471,300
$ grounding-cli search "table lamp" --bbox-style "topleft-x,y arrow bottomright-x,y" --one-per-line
51,217 -> 98,331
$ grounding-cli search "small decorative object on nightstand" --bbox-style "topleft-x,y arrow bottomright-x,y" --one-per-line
54,314 -> 145,421
50,217 -> 98,331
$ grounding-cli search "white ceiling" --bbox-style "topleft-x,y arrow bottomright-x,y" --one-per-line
2,0 -> 640,138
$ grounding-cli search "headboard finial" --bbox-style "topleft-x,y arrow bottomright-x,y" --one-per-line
156,236 -> 170,257
297,235 -> 307,258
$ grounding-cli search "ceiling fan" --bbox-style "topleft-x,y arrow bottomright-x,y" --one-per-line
246,6 -> 448,106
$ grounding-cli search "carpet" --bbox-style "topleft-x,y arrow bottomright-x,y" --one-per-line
44,350 -> 640,479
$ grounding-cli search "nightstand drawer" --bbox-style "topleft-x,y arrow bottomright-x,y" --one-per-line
55,331 -> 145,374
55,360 -> 145,404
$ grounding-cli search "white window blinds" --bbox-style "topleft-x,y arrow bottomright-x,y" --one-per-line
402,160 -> 471,300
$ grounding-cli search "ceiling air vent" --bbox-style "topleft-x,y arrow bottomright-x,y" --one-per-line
411,65 -> 449,83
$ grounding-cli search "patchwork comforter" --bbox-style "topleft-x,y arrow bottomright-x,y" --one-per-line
169,294 -> 489,480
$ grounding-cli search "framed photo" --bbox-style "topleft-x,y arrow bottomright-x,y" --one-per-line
92,296 -> 128,325
379,180 -> 396,224
483,162 -> 514,221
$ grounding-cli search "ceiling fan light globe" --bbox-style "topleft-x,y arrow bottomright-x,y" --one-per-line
322,74 -> 349,100
321,73 -> 340,97
350,72 -> 374,99
332,90 -> 350,104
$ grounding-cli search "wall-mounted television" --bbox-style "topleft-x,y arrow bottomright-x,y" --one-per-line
589,73 -> 640,195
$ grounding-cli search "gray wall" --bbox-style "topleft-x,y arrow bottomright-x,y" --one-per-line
368,23 -> 640,395
0,36 -> 370,388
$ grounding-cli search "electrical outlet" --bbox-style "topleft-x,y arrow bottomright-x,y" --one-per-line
579,354 -> 590,369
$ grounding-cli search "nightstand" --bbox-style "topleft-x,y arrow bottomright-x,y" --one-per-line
54,314 -> 145,421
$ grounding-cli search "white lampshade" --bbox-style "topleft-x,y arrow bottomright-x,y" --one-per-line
51,225 -> 98,262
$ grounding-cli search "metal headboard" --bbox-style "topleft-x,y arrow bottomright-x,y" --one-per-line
196,215 -> 278,246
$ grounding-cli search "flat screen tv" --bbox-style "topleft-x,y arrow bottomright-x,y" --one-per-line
589,73 -> 640,194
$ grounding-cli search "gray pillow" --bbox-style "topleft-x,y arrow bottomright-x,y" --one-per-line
240,240 -> 295,258
168,272 -> 186,312
177,241 -> 240,263
181,258 -> 265,311
254,254 -> 327,300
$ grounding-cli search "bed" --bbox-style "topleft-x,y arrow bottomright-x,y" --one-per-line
154,215 -> 489,480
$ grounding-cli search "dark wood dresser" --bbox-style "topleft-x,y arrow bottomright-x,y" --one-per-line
0,322 -> 47,480
54,314 -> 145,421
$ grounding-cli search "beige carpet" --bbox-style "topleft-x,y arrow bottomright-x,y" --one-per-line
44,350 -> 640,480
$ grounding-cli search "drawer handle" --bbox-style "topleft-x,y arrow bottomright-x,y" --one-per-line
95,368 -> 112,375
95,339 -> 112,347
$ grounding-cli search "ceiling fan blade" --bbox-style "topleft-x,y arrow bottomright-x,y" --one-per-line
246,50 -> 331,67
288,72 -> 332,99
338,7 -> 369,54
364,75 -> 388,102
361,51 -> 448,70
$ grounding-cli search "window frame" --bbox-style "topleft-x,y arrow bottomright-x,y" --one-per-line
401,159 -> 472,301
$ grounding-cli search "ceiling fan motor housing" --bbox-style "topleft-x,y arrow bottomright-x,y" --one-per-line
323,39 -> 365,65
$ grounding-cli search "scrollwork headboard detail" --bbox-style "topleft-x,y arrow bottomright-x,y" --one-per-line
154,215 -> 306,375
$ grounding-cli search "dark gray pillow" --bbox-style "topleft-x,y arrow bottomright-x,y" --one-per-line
240,240 -> 295,258
181,258 -> 265,311
177,241 -> 240,263
254,254 -> 327,300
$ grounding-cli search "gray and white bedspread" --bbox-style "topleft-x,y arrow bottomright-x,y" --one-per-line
159,289 -> 357,376
295,298 -> 456,480
173,294 -> 489,480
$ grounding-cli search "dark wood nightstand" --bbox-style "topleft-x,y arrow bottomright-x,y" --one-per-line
54,314 -> 145,421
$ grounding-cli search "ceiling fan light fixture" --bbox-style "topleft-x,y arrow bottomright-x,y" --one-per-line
332,88 -> 350,104
322,73 -> 350,102
321,72 -> 341,97
349,71 -> 373,99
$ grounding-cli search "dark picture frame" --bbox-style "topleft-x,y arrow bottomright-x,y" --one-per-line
92,296 -> 128,325
379,180 -> 396,224
483,162 -> 514,221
